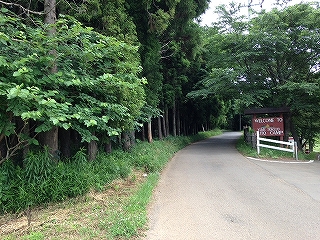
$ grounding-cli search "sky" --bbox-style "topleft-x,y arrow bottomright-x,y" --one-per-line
199,0 -> 317,26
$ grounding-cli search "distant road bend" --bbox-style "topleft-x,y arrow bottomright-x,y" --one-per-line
145,132 -> 320,240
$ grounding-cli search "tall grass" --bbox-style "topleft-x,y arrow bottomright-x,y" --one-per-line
0,129 -> 222,215
106,173 -> 159,239
236,134 -> 317,160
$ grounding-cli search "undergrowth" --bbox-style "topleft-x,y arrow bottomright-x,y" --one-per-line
0,129 -> 222,232
236,135 -> 317,161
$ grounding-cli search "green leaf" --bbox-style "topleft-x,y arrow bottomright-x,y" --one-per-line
0,56 -> 8,66
13,71 -> 22,77
1,8 -> 9,13
101,116 -> 110,123
51,118 -> 59,125
29,138 -> 39,145
7,87 -> 20,99
84,119 -> 97,127
21,111 -> 42,120
62,123 -> 71,130
35,122 -> 53,133
108,130 -> 120,136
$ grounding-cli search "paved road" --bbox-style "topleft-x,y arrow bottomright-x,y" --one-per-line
145,132 -> 320,240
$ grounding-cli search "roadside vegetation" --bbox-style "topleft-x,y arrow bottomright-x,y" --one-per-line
236,135 -> 319,161
0,129 -> 222,240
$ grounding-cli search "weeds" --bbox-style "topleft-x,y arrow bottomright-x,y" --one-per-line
236,134 -> 317,161
108,173 -> 159,238
0,129 -> 222,239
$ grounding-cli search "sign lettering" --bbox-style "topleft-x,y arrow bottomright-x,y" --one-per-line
252,117 -> 284,136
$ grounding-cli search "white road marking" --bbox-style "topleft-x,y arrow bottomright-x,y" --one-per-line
247,157 -> 314,164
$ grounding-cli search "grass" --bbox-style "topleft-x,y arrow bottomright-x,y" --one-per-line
107,173 -> 159,239
236,134 -> 319,161
314,136 -> 320,152
0,129 -> 222,240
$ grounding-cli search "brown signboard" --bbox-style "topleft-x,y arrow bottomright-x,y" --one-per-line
252,117 -> 284,136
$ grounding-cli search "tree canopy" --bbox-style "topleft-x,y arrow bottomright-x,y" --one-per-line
0,9 -> 145,161
190,3 -> 320,149
0,0 -> 319,163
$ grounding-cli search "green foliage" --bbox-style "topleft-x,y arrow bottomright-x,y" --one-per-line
109,173 -> 158,238
213,2 -> 248,33
193,3 -> 320,141
126,0 -> 183,35
0,129 -> 221,214
125,0 -> 210,130
236,134 -> 316,160
0,10 -> 145,149
128,140 -> 177,173
104,129 -> 222,239
61,0 -> 139,45
22,232 -> 45,240
158,2 -> 213,130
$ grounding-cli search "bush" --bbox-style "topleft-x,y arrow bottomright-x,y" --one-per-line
0,129 -> 222,214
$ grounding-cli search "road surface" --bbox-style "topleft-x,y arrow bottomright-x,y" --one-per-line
145,132 -> 320,239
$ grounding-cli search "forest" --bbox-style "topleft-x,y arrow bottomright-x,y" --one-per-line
0,0 -> 319,212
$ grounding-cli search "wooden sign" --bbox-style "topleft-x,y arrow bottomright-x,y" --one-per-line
252,117 -> 284,136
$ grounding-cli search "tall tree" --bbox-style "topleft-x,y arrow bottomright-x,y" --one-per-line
41,0 -> 59,157
125,0 -> 181,140
0,9 -> 146,163
160,0 -> 210,135
190,3 -> 320,149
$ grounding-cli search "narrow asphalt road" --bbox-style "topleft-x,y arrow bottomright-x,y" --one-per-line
145,132 -> 320,240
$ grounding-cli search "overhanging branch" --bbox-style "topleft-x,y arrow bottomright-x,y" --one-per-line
0,0 -> 44,15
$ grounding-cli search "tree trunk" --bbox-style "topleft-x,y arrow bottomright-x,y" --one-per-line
105,142 -> 112,153
158,116 -> 163,140
182,117 -> 186,136
59,128 -> 71,158
122,132 -> 131,151
309,139 -> 314,152
88,138 -> 98,161
21,120 -> 29,159
130,131 -> 136,147
177,104 -> 181,136
44,0 -> 57,34
44,0 -> 57,72
165,106 -> 169,136
147,118 -> 153,143
104,136 -> 112,153
172,100 -> 176,137
71,129 -> 81,151
162,110 -> 167,138
42,126 -> 59,159
41,0 -> 59,158
284,113 -> 290,141
290,117 -> 302,150
141,123 -> 146,141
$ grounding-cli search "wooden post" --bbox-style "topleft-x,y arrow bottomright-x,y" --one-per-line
256,131 -> 260,155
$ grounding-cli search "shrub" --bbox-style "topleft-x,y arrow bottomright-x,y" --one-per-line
0,129 -> 222,213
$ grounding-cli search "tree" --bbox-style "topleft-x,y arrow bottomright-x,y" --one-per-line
125,0 -> 181,141
190,3 -> 320,149
0,10 -> 146,163
159,0 -> 210,136
60,0 -> 139,45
